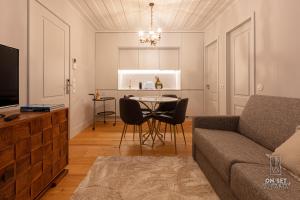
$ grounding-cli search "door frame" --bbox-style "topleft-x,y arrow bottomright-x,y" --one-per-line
225,12 -> 256,114
204,37 -> 219,115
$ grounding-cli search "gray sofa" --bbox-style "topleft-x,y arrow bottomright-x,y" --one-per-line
192,95 -> 300,200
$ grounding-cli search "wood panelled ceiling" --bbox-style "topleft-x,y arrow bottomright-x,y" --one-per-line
69,0 -> 236,31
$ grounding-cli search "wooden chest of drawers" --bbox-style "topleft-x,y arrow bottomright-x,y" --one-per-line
0,108 -> 69,200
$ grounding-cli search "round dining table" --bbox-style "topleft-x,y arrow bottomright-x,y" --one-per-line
129,96 -> 178,103
129,96 -> 178,146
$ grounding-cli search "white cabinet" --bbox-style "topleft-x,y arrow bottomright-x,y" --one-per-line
181,33 -> 204,90
181,90 -> 204,117
118,33 -> 139,69
119,49 -> 139,69
159,48 -> 179,69
139,49 -> 159,69
119,48 -> 180,70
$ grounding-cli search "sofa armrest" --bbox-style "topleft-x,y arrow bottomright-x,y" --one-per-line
192,116 -> 240,132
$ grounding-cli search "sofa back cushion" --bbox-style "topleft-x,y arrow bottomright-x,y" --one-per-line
238,95 -> 300,151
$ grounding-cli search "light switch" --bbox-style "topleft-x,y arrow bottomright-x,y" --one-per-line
220,84 -> 225,89
72,58 -> 77,70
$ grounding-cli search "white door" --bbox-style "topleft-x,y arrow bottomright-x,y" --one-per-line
204,40 -> 219,115
29,0 -> 70,106
227,19 -> 255,115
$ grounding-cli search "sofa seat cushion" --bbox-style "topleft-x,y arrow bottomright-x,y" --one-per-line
193,128 -> 271,183
231,163 -> 300,200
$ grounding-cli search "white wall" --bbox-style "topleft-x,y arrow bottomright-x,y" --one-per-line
205,0 -> 300,114
0,0 -> 28,105
95,32 -> 204,117
36,0 -> 95,137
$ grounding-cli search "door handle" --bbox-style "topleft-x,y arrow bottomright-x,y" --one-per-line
206,84 -> 210,89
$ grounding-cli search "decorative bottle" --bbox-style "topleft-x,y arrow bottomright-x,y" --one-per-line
155,76 -> 163,89
95,89 -> 100,100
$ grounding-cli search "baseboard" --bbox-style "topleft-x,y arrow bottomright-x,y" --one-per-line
70,118 -> 93,138
95,115 -> 121,122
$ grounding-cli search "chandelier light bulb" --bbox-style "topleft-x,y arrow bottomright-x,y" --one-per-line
138,2 -> 161,46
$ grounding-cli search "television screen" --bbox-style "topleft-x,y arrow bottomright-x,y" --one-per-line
0,44 -> 19,108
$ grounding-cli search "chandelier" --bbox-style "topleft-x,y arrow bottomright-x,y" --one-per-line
138,2 -> 162,46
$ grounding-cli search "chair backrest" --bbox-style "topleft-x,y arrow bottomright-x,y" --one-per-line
163,94 -> 177,98
156,94 -> 178,112
173,98 -> 189,124
124,95 -> 134,99
119,98 -> 144,125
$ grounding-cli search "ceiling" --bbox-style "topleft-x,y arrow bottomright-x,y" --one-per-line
69,0 -> 236,31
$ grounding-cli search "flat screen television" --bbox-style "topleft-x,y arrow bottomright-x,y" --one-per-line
0,44 -> 19,108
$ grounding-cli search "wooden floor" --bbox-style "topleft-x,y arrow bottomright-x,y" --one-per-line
41,120 -> 193,200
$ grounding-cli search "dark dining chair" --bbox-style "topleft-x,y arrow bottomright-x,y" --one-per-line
124,95 -> 152,115
119,98 -> 151,153
155,94 -> 178,114
124,94 -> 134,98
154,98 -> 188,153
154,94 -> 178,139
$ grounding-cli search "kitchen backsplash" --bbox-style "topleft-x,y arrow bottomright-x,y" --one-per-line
118,70 -> 181,90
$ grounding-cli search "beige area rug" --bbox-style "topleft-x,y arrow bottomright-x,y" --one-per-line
71,156 -> 219,200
